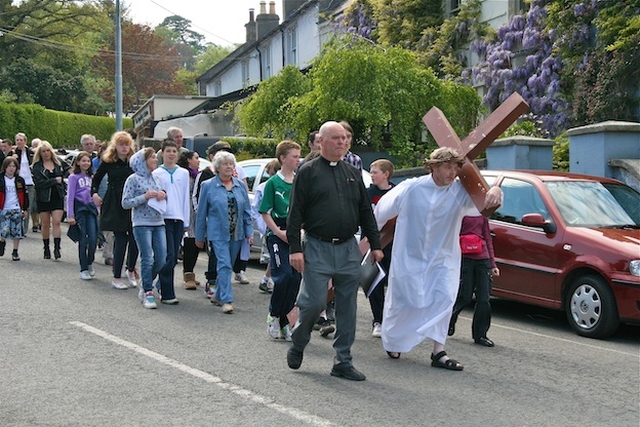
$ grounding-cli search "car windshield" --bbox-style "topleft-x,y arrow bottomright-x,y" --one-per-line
546,181 -> 636,227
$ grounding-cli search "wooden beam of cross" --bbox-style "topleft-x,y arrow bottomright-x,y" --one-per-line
359,92 -> 529,259
423,92 -> 529,216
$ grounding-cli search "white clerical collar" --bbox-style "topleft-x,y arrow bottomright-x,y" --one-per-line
329,161 -> 338,166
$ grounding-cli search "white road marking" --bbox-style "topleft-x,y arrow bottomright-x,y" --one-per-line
70,321 -> 335,427
458,315 -> 639,357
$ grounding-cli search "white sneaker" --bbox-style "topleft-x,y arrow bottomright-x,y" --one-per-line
142,291 -> 157,309
87,264 -> 96,277
372,322 -> 382,338
80,270 -> 92,280
161,298 -> 179,305
266,277 -> 274,293
235,271 -> 249,284
126,269 -> 139,288
280,324 -> 292,342
267,315 -> 281,339
111,279 -> 128,290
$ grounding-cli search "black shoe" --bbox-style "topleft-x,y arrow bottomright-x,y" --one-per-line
12,250 -> 19,261
448,323 -> 455,337
319,320 -> 335,338
32,226 -> 38,233
287,347 -> 303,370
475,337 -> 495,347
0,240 -> 5,257
54,248 -> 61,260
330,365 -> 366,381
44,247 -> 51,259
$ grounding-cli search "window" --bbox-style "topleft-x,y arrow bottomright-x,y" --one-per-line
288,27 -> 297,65
213,80 -> 222,97
492,178 -> 549,225
241,60 -> 250,88
450,0 -> 460,16
262,46 -> 271,79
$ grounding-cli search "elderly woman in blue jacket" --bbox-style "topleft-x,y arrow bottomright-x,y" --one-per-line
195,151 -> 253,314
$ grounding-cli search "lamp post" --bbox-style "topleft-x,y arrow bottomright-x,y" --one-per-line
115,0 -> 123,131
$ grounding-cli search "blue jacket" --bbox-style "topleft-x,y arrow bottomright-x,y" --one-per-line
195,175 -> 252,242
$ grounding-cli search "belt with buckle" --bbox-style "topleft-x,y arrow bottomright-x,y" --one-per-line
306,232 -> 351,245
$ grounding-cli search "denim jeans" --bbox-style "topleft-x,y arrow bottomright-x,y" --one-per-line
76,210 -> 97,271
210,239 -> 242,304
132,225 -> 167,293
157,219 -> 183,300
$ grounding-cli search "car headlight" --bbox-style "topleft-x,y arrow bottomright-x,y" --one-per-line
630,260 -> 640,277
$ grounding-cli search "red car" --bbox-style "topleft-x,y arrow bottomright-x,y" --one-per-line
482,170 -> 640,338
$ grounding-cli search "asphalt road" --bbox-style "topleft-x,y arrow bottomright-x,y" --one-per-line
1,229 -> 639,427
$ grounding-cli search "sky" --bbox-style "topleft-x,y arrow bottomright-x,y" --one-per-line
125,0 -> 283,47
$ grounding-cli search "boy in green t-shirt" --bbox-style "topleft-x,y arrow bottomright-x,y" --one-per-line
259,141 -> 302,340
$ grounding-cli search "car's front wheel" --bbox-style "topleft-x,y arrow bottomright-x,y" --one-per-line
566,275 -> 619,338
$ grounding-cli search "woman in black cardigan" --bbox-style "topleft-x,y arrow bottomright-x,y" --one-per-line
91,131 -> 139,290
31,141 -> 68,259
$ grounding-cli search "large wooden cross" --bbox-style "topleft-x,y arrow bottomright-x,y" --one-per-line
365,92 -> 529,252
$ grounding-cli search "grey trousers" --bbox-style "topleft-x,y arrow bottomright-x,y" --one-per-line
291,236 -> 361,366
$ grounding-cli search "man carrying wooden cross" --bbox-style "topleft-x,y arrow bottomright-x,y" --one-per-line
374,147 -> 503,370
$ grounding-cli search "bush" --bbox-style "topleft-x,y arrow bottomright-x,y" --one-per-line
0,102 -> 132,147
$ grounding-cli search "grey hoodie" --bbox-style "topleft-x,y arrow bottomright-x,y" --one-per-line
121,149 -> 165,227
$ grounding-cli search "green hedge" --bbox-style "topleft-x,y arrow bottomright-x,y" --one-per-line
0,102 -> 133,148
218,137 -> 278,161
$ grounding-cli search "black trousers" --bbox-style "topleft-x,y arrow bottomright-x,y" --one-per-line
450,257 -> 492,340
368,243 -> 392,325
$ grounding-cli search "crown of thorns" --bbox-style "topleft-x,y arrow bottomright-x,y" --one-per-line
425,147 -> 465,166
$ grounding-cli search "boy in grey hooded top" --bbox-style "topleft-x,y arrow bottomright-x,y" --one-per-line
121,147 -> 167,308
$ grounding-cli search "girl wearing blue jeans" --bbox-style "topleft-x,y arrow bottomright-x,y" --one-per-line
67,152 -> 100,280
122,147 -> 167,310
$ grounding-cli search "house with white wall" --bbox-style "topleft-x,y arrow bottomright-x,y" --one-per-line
143,0 -> 529,139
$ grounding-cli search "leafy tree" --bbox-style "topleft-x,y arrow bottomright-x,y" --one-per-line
236,37 -> 481,167
418,0 -> 493,79
371,0 -> 443,50
194,44 -> 235,75
235,65 -> 311,139
547,0 -> 640,125
92,21 -> 186,112
158,15 -> 205,53
0,58 -> 87,111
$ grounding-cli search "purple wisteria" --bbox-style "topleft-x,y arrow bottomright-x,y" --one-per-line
472,0 -> 568,137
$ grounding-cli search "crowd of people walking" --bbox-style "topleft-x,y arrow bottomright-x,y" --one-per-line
1,123 -> 502,382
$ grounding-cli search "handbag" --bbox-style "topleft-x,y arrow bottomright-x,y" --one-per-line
460,234 -> 483,254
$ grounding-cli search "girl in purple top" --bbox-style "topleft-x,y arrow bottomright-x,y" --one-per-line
448,215 -> 500,347
67,152 -> 99,280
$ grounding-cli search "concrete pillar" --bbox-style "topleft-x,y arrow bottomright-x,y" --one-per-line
486,136 -> 555,170
568,121 -> 640,178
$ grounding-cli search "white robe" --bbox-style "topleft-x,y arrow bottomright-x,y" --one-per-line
374,175 -> 478,352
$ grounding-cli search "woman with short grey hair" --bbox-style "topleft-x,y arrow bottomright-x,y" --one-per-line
195,150 -> 253,314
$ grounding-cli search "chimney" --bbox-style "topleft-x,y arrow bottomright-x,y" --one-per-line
256,0 -> 280,40
283,0 -> 307,20
245,8 -> 257,43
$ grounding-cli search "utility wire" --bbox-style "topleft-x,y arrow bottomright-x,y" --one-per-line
147,0 -> 237,46
0,26 -> 185,62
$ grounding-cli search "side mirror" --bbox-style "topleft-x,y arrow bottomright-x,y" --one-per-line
522,213 -> 556,234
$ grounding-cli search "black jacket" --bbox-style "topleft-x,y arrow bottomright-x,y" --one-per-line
91,159 -> 134,232
31,161 -> 67,204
